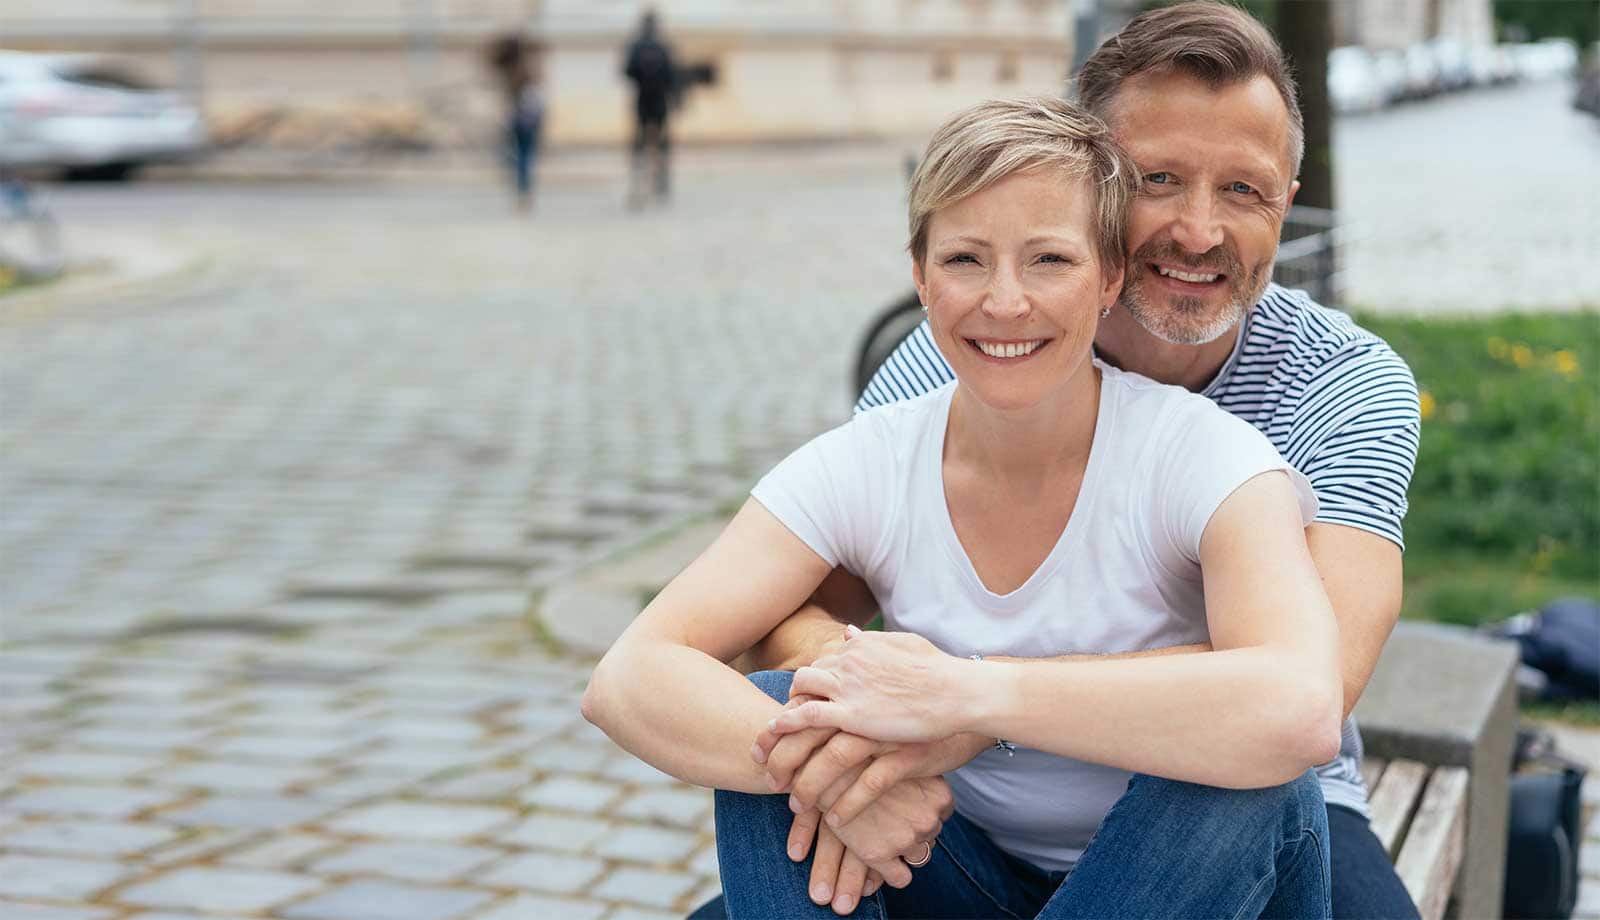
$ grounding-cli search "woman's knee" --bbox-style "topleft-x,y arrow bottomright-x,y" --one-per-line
746,669 -> 795,705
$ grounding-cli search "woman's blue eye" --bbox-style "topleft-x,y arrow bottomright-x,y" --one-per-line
946,254 -> 977,264
1038,254 -> 1067,263
1144,172 -> 1172,185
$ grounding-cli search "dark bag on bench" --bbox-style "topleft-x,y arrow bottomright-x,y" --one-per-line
1502,727 -> 1588,919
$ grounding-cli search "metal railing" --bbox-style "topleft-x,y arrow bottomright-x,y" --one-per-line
1273,204 -> 1343,307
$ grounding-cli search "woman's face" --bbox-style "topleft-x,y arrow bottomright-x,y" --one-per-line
914,167 -> 1123,413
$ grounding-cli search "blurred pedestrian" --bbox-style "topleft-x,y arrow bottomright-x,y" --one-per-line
622,9 -> 676,209
487,33 -> 544,213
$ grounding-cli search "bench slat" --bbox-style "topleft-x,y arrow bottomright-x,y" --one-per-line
1367,759 -> 1429,857
1394,766 -> 1469,920
1359,757 -> 1386,791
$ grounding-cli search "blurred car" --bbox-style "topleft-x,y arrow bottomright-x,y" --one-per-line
0,51 -> 206,180
1401,44 -> 1442,99
1328,47 -> 1384,113
1468,45 -> 1518,86
1425,38 -> 1474,91
1370,49 -> 1410,105
1509,39 -> 1580,81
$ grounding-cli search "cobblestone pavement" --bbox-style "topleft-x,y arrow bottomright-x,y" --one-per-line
3,82 -> 1598,917
2,151 -> 912,918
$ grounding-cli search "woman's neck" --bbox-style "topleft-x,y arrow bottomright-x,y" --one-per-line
945,363 -> 1102,485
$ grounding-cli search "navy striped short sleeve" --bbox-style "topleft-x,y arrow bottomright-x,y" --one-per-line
856,321 -> 955,414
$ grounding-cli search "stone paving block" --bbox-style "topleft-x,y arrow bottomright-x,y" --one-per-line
688,844 -> 718,877
430,769 -> 528,802
207,733 -> 366,762
598,756 -> 680,787
498,814 -> 610,853
143,828 -> 259,868
0,819 -> 180,858
279,879 -> 498,920
613,788 -> 713,829
4,785 -> 181,820
219,832 -> 342,870
347,743 -> 491,774
474,852 -> 606,894
115,866 -> 322,913
321,801 -> 518,841
521,776 -> 623,814
154,794 -> 341,831
468,893 -> 606,920
593,825 -> 701,865
0,900 -> 116,920
154,760 -> 319,793
298,768 -> 423,803
9,751 -> 168,783
310,840 -> 507,883
604,907 -> 682,920
591,867 -> 699,910
0,854 -> 134,900
1579,878 -> 1600,918
362,717 -> 490,745
69,726 -> 213,753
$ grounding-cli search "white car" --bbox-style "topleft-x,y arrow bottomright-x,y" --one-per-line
0,51 -> 206,180
1328,47 -> 1384,113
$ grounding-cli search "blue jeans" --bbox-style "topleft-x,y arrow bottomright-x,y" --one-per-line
705,670 -> 1330,919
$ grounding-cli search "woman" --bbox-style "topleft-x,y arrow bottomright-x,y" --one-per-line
583,96 -> 1342,919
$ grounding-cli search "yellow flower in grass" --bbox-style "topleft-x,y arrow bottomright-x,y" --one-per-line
1510,344 -> 1534,368
1418,390 -> 1436,421
1486,336 -> 1509,360
0,266 -> 15,290
1551,350 -> 1580,377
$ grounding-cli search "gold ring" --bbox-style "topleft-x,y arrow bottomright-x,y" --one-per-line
906,841 -> 933,868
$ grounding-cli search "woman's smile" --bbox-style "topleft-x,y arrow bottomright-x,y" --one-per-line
967,338 -> 1052,361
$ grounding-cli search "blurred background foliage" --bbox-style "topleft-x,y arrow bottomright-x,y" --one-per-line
1356,310 -> 1600,627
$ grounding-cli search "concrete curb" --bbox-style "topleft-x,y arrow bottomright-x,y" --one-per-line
0,228 -> 214,320
533,513 -> 731,660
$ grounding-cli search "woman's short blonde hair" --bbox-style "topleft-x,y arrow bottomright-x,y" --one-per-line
907,95 -> 1137,273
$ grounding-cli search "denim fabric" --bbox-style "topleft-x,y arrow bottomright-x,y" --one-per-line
709,670 -> 1331,919
1327,804 -> 1420,919
509,119 -> 539,197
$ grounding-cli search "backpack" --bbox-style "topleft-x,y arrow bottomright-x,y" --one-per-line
1503,727 -> 1588,919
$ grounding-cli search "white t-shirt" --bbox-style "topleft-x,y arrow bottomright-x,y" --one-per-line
751,361 -> 1317,872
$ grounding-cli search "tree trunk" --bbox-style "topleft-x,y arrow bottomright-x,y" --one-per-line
1276,0 -> 1334,210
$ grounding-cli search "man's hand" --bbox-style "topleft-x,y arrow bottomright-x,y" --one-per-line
798,815 -> 884,916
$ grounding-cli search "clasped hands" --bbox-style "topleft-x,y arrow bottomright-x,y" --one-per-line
749,627 -> 986,916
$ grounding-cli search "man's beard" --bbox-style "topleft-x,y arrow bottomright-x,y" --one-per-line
1119,238 -> 1273,346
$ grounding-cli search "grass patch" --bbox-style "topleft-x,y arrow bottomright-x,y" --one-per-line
1353,310 -> 1600,628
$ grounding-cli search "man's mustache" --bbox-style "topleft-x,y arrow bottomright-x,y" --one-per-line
1131,239 -> 1245,278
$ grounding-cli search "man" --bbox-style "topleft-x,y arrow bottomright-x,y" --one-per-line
622,8 -> 676,209
701,3 -> 1421,917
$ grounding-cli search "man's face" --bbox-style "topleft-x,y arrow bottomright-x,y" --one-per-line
1108,72 -> 1298,346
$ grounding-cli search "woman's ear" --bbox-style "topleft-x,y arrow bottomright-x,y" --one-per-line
912,258 -> 929,311
1101,258 -> 1125,311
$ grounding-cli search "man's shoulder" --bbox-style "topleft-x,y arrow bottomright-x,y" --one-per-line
1238,286 -> 1414,386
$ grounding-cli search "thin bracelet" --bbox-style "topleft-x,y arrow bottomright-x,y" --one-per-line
968,654 -> 1016,756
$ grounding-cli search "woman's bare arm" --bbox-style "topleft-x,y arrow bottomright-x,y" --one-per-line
581,498 -> 833,793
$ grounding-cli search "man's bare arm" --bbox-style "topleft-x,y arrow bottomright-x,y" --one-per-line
737,567 -> 879,674
1305,522 -> 1403,718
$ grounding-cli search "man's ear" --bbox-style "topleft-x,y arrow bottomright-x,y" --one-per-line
1286,179 -> 1301,210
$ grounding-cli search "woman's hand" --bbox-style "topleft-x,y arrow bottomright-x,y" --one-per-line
771,628 -> 972,743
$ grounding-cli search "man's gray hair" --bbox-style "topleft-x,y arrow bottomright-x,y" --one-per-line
907,95 -> 1138,273
1075,1 -> 1304,177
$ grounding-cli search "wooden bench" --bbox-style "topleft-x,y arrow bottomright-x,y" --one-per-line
1354,621 -> 1520,920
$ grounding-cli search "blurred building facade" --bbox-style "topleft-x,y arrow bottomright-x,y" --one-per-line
1332,0 -> 1495,48
0,0 -> 1075,148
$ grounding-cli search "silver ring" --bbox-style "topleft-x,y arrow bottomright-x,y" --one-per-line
906,841 -> 933,868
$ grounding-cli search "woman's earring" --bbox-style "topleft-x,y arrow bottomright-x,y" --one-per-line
1100,305 -> 1112,319
920,303 -> 929,313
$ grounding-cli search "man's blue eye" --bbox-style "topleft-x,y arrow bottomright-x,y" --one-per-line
1229,181 -> 1256,195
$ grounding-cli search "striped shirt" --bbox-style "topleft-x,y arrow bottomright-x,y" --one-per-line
857,283 -> 1422,816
